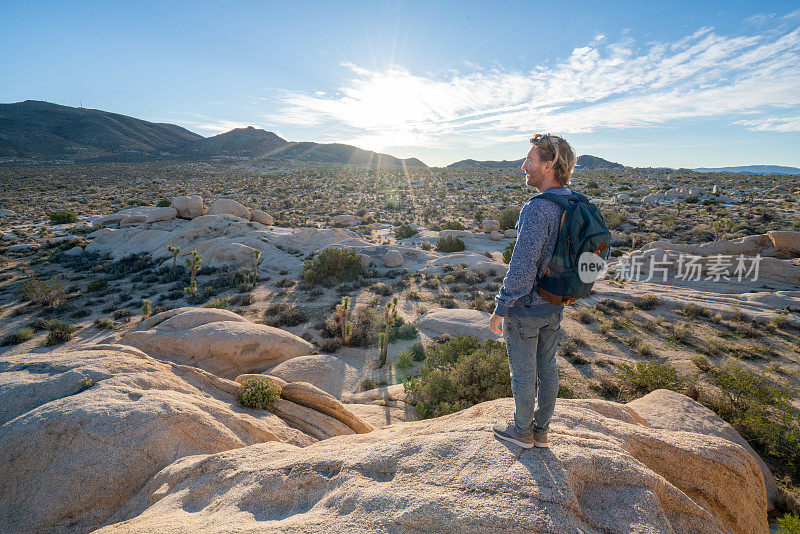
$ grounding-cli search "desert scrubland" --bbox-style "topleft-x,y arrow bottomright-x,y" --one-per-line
1,160 -> 799,533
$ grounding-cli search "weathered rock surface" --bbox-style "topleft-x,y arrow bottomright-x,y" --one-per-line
343,402 -> 418,427
93,206 -> 161,227
280,382 -> 374,434
144,206 -> 177,223
267,354 -> 361,397
97,397 -> 768,534
343,383 -> 408,404
0,347 -> 312,534
768,230 -> 800,255
503,228 -> 517,238
383,249 -> 403,267
206,199 -> 250,220
249,209 -> 274,225
416,308 -> 501,343
122,308 -> 315,378
333,214 -> 361,227
171,195 -> 204,219
421,252 -> 507,276
627,389 -> 778,510
482,219 -> 500,233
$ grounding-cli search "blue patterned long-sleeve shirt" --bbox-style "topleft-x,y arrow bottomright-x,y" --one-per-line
493,186 -> 572,317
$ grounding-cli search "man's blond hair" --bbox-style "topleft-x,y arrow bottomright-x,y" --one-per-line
530,133 -> 576,186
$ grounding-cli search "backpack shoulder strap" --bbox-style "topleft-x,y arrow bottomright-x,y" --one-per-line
531,191 -> 582,210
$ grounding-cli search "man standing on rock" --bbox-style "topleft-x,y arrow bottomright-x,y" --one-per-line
489,133 -> 577,449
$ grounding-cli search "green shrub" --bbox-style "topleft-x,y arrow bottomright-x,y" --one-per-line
396,350 -> 413,370
610,249 -> 623,257
420,241 -> 432,251
691,354 -> 712,372
502,240 -> 516,263
18,277 -> 68,306
94,317 -> 115,329
388,317 -> 417,342
1,327 -> 35,345
157,199 -> 172,207
436,235 -> 465,253
49,210 -> 77,224
573,307 -> 597,324
87,279 -> 108,292
441,220 -> 465,231
43,320 -> 78,345
203,297 -> 229,309
405,335 -> 510,419
681,302 -> 710,318
558,384 -> 576,398
770,313 -> 790,329
706,358 -> 800,483
602,210 -> 626,229
394,224 -> 418,240
408,341 -> 426,361
263,303 -> 308,327
141,299 -> 152,319
615,360 -> 684,397
302,247 -> 362,287
369,282 -> 393,296
670,322 -> 692,343
360,378 -> 377,391
778,512 -> 800,534
633,293 -> 660,310
498,207 -> 520,231
237,377 -> 281,409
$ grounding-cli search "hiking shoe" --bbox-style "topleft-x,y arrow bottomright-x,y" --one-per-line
493,421 -> 536,449
533,432 -> 550,448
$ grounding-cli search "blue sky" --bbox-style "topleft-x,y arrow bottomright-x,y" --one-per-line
2,1 -> 799,167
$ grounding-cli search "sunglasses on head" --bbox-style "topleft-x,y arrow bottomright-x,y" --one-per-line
533,133 -> 557,157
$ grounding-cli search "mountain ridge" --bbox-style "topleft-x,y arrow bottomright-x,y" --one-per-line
0,101 -> 427,167
446,154 -> 626,170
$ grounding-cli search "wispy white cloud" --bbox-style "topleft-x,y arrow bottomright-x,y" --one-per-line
734,115 -> 800,132
269,19 -> 800,152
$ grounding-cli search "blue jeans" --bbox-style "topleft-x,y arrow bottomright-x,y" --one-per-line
502,310 -> 563,434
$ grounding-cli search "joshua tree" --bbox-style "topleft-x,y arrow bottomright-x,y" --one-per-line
184,250 -> 202,295
167,245 -> 181,272
713,217 -> 733,242
378,296 -> 398,368
335,296 -> 352,344
252,249 -> 262,278
141,299 -> 152,320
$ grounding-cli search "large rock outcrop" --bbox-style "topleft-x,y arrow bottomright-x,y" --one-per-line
121,308 -> 315,378
266,353 -> 362,397
0,346 -> 312,534
627,389 -> 779,511
416,308 -> 501,343
96,396 -> 768,533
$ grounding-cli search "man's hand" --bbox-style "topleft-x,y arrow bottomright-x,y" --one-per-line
489,313 -> 504,335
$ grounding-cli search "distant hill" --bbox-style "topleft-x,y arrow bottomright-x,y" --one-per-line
693,165 -> 800,175
185,126 -> 288,158
0,100 -> 202,162
575,154 -> 626,170
0,101 -> 427,167
258,141 -> 427,166
446,154 -> 625,170
447,158 -> 524,169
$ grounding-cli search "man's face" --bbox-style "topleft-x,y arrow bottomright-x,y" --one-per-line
521,146 -> 548,189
